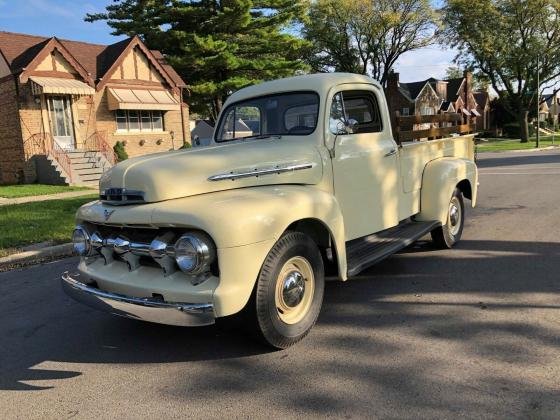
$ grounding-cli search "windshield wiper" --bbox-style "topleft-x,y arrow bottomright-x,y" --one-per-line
239,134 -> 282,141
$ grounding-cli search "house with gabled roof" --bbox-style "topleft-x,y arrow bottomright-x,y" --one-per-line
386,71 -> 480,132
0,31 -> 190,185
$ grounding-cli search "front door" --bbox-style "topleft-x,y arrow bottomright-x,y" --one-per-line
47,96 -> 75,150
329,87 -> 400,240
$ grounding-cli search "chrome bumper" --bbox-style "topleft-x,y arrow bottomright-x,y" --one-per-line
61,272 -> 215,326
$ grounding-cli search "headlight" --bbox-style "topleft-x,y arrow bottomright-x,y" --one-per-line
174,232 -> 215,275
72,225 -> 91,256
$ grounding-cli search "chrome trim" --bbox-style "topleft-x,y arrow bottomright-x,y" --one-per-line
174,233 -> 216,276
208,162 -> 314,182
100,188 -> 146,205
61,272 -> 215,327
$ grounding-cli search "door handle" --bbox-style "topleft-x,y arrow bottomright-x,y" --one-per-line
384,148 -> 397,157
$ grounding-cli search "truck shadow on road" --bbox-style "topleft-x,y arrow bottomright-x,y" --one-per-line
0,236 -> 559,419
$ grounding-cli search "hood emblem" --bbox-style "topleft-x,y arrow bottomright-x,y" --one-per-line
104,209 -> 116,221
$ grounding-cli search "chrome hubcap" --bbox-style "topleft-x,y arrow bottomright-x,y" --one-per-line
448,197 -> 462,236
275,256 -> 315,325
282,270 -> 306,307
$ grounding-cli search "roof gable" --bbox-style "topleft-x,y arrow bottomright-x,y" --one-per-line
19,37 -> 94,85
0,31 -> 185,89
97,36 -> 178,91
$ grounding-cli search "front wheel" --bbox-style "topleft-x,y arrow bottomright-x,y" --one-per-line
252,231 -> 325,349
431,188 -> 465,249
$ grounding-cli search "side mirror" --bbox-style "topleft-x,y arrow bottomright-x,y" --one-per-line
335,119 -> 359,135
344,119 -> 359,134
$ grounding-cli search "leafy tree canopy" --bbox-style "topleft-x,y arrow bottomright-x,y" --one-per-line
442,0 -> 560,141
87,0 -> 310,121
303,0 -> 439,86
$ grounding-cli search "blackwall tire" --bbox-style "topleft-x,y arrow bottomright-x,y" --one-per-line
252,231 -> 325,349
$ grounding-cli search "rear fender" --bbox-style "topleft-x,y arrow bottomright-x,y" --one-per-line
415,158 -> 478,223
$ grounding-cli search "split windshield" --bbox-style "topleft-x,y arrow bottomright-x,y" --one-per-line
215,92 -> 319,142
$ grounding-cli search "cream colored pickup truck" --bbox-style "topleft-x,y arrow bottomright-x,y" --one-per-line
63,73 -> 478,348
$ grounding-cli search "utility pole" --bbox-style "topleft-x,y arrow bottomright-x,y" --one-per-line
536,54 -> 540,148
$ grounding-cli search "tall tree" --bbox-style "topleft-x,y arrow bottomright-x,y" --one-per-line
87,0 -> 309,121
303,0 -> 439,86
442,0 -> 560,142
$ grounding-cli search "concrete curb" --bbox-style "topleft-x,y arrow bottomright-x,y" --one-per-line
0,243 -> 73,270
477,145 -> 560,153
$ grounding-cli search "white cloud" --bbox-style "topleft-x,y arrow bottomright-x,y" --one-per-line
394,46 -> 458,82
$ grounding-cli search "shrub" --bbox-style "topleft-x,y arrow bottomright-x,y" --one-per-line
502,122 -> 534,138
113,141 -> 128,162
179,142 -> 192,149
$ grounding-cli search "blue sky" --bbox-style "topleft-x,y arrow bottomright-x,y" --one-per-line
0,0 -> 455,82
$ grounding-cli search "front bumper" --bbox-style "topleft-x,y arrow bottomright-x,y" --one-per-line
61,272 -> 215,326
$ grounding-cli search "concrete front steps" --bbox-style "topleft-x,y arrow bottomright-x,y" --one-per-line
43,150 -> 113,187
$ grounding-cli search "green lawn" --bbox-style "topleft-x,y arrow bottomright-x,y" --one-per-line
0,195 -> 97,257
0,184 -> 93,199
477,135 -> 560,152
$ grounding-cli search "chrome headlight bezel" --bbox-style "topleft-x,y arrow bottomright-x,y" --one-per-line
72,225 -> 91,256
174,232 -> 216,275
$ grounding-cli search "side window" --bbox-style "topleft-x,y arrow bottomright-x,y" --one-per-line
329,93 -> 346,134
329,90 -> 383,134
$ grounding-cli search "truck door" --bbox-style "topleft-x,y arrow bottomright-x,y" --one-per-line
329,87 -> 400,240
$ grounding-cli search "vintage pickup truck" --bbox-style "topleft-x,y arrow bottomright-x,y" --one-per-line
62,73 -> 478,348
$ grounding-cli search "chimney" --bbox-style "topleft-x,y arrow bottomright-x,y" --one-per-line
464,70 -> 473,108
387,71 -> 400,90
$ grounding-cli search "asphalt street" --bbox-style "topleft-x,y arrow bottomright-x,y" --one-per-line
1,149 -> 559,419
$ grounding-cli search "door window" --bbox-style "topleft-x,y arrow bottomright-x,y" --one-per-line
47,96 -> 75,149
329,90 -> 383,134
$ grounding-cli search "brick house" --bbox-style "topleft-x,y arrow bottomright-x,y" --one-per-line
386,71 -> 479,133
0,31 -> 190,185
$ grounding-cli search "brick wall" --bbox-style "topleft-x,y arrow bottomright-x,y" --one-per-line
0,77 -> 26,184
94,89 -> 190,159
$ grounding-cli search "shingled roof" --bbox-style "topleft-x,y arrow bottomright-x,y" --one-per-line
398,80 -> 431,101
0,31 -> 186,87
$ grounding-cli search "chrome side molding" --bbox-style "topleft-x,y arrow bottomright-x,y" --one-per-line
208,162 -> 314,182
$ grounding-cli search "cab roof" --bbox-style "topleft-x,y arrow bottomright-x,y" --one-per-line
225,73 -> 381,106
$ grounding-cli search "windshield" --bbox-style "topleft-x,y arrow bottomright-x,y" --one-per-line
215,91 -> 319,142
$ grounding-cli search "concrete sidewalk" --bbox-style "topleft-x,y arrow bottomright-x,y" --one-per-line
0,189 -> 97,206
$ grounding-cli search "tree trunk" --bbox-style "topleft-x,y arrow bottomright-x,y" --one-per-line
518,110 -> 529,143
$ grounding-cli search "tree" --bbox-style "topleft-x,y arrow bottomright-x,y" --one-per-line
303,0 -> 439,86
445,66 -> 463,79
442,0 -> 560,142
87,0 -> 309,121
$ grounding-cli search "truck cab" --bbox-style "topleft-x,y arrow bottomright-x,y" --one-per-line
63,73 -> 478,348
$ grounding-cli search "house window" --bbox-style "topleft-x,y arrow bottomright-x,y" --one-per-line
401,108 -> 410,116
115,110 -> 165,132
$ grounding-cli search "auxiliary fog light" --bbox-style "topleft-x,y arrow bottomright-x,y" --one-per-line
72,225 -> 91,256
174,233 -> 216,275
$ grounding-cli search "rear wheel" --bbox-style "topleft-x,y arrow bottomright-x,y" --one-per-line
431,188 -> 465,249
252,231 -> 324,349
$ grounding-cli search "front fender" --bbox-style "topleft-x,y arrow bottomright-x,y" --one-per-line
415,158 -> 478,223
151,185 -> 347,316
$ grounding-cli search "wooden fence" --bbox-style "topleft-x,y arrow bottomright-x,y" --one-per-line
394,112 -> 475,143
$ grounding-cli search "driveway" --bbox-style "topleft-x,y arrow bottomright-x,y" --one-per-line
0,150 -> 559,419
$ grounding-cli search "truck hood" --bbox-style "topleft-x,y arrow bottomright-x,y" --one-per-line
99,138 -> 324,203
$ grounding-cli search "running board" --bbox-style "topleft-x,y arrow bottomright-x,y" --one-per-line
346,220 -> 441,277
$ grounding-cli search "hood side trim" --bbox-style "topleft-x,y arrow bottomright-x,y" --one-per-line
208,162 -> 315,182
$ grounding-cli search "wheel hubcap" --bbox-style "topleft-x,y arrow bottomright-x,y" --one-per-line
282,271 -> 306,307
275,256 -> 315,325
448,197 -> 462,236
